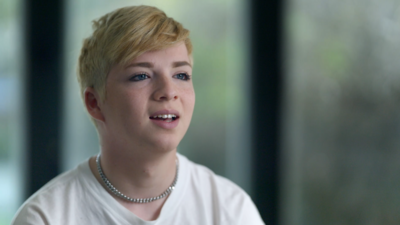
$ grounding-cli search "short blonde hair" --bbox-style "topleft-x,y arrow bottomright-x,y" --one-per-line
78,5 -> 192,102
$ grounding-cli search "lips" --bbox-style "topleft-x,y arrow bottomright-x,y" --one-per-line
150,114 -> 178,122
149,109 -> 180,129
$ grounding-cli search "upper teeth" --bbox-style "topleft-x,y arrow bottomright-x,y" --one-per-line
152,114 -> 177,119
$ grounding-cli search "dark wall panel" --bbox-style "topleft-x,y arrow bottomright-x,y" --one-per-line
24,0 -> 65,197
250,0 -> 284,224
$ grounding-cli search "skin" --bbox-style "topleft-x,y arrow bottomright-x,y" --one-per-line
84,42 -> 195,221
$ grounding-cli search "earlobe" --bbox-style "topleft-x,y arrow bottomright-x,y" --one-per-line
84,87 -> 105,122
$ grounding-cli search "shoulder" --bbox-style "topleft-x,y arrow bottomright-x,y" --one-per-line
178,154 -> 265,224
11,160 -> 91,225
179,153 -> 247,198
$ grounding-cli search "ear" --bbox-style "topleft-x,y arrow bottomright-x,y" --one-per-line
84,87 -> 105,122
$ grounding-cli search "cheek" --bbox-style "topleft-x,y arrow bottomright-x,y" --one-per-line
108,90 -> 144,116
183,88 -> 195,116
183,86 -> 195,102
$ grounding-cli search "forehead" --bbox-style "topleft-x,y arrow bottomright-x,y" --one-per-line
107,43 -> 192,80
130,43 -> 191,65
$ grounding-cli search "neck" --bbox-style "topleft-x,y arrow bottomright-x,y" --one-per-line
90,144 -> 178,200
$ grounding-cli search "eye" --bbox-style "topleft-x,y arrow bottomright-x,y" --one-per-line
174,73 -> 191,81
130,73 -> 149,81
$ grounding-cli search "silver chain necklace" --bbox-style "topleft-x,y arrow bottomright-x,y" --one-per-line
96,153 -> 178,203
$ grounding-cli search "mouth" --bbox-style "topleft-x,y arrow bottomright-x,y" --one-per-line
149,114 -> 179,123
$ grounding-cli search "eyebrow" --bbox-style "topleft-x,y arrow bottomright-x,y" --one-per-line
172,61 -> 192,68
125,61 -> 192,69
125,62 -> 153,68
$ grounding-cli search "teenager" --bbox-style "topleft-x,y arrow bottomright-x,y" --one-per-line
12,5 -> 264,224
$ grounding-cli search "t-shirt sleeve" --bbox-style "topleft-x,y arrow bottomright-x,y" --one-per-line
11,203 -> 49,225
237,195 -> 265,225
214,175 -> 265,225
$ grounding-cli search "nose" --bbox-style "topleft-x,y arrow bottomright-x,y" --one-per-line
152,76 -> 178,101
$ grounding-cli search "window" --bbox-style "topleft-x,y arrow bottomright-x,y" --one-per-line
282,1 -> 400,224
0,0 -> 23,224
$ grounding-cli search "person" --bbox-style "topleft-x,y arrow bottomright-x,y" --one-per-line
12,5 -> 264,225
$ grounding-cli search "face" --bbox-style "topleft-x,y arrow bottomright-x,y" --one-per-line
94,43 -> 195,153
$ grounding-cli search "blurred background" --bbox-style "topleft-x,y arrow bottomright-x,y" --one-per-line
1,0 -> 400,224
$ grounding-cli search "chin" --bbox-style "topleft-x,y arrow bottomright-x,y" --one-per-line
149,137 -> 181,153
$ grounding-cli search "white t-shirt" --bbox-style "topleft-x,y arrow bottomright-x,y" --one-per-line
12,154 -> 264,225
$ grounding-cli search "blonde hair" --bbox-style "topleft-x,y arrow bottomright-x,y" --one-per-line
78,5 -> 192,102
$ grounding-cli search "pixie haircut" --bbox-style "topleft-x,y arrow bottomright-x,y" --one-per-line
78,5 -> 192,102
